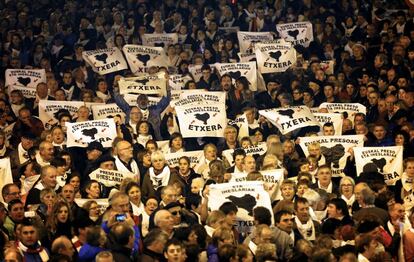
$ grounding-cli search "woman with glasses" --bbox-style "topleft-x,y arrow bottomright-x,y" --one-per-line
339,176 -> 356,213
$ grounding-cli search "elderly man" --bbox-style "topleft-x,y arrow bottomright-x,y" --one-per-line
1,183 -> 21,204
26,165 -> 58,206
154,210 -> 175,236
35,141 -> 55,167
51,236 -> 75,260
10,131 -> 36,178
114,140 -> 140,180
10,107 -> 44,147
109,223 -> 136,262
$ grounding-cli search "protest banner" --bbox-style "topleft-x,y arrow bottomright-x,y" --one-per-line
169,74 -> 193,90
5,69 -> 46,88
238,52 -> 257,62
259,106 -> 319,135
0,158 -> 13,202
123,94 -> 161,107
313,113 -> 343,135
354,146 -> 403,186
214,62 -> 257,91
142,33 -> 178,47
89,168 -> 137,187
122,44 -> 168,74
299,135 -> 364,177
39,100 -> 84,129
319,103 -> 366,123
66,119 -> 117,148
75,198 -> 109,214
209,181 -> 273,233
276,22 -> 314,47
237,31 -> 273,53
228,113 -> 249,140
8,85 -> 37,99
222,143 -> 267,165
82,47 -> 128,75
171,91 -> 226,108
155,140 -> 170,154
91,103 -> 126,120
175,103 -> 227,138
3,123 -> 15,147
164,150 -> 205,168
255,39 -> 297,73
118,72 -> 167,96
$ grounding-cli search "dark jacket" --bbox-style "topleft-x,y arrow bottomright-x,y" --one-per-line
111,246 -> 135,262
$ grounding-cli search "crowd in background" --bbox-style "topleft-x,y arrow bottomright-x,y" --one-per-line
1,0 -> 414,261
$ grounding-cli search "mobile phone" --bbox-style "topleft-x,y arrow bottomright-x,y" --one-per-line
115,214 -> 126,222
24,211 -> 36,218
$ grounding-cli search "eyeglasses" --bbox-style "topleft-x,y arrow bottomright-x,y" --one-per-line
170,210 -> 181,216
341,184 -> 353,187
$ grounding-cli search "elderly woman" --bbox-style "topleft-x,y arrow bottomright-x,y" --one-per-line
141,150 -> 179,201
339,176 -> 356,213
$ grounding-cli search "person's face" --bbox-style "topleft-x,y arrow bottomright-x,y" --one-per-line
327,203 -> 340,218
55,90 -> 66,101
354,184 -> 366,204
152,156 -> 165,170
368,92 -> 379,106
43,168 -> 57,188
128,186 -> 141,204
130,108 -> 142,123
395,134 -> 405,145
225,211 -> 237,226
204,146 -> 217,161
277,213 -> 293,233
4,250 -> 21,262
162,189 -> 177,205
99,161 -> 115,170
10,92 -> 23,104
323,126 -> 335,136
171,137 -> 183,150
168,206 -> 182,225
89,202 -> 100,217
97,81 -> 108,93
4,185 -> 20,203
318,168 -> 331,185
373,126 -> 386,140
69,176 -> 80,191
52,128 -> 65,144
244,156 -> 256,173
10,203 -> 24,222
297,184 -> 308,196
19,110 -> 32,125
78,107 -> 89,119
296,202 -> 310,222
391,203 -> 405,222
406,162 -> 414,177
63,73 -> 72,84
221,76 -> 232,91
145,199 -> 158,214
112,196 -> 130,213
165,244 -> 183,262
42,192 -> 55,206
62,185 -> 75,203
224,128 -> 237,142
138,122 -> 149,135
57,205 -> 69,223
308,146 -> 320,157
281,185 -> 295,200
341,180 -> 354,195
159,211 -> 175,232
178,159 -> 190,174
117,141 -> 133,161
87,182 -> 100,199
20,226 -> 38,246
234,155 -> 245,169
324,86 -> 334,98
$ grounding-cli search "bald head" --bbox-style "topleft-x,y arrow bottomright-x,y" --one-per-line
51,236 -> 75,258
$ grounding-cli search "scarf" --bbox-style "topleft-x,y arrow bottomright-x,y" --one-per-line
140,108 -> 149,121
341,194 -> 355,210
149,166 -> 170,191
96,90 -> 111,103
62,85 -> 74,100
318,181 -> 333,193
402,173 -> 414,193
22,175 -> 40,195
115,156 -> 140,176
17,241 -> 49,261
129,120 -> 138,135
0,144 -> 6,157
35,152 -> 50,167
18,142 -> 30,164
295,216 -> 316,241
131,201 -> 145,216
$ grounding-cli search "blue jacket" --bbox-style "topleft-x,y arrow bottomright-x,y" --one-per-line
78,243 -> 106,262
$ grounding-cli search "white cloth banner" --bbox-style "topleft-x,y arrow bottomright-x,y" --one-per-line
313,113 -> 343,135
188,64 -> 215,82
354,146 -> 403,186
215,62 -> 257,91
169,74 -> 193,90
66,119 -> 117,148
0,158 -> 13,202
261,169 -> 284,201
171,91 -> 226,108
319,103 -> 366,123
276,22 -> 314,47
299,135 -> 364,177
259,106 -> 319,135
238,52 -> 256,62
237,31 -> 273,53
5,69 -> 46,88
82,47 -> 128,75
165,150 -> 205,169
75,198 -> 109,214
123,94 -> 161,107
228,114 -> 249,140
208,181 -> 273,233
118,72 -> 167,96
175,103 -> 227,138
122,44 -> 168,74
8,85 -> 37,99
255,40 -> 297,73
222,143 -> 267,165
91,103 -> 126,120
142,33 -> 178,47
39,100 -> 84,129
89,168 -> 136,187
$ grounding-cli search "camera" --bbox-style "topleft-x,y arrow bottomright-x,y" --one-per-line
115,214 -> 126,222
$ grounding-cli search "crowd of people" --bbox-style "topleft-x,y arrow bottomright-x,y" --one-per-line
0,0 -> 414,261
